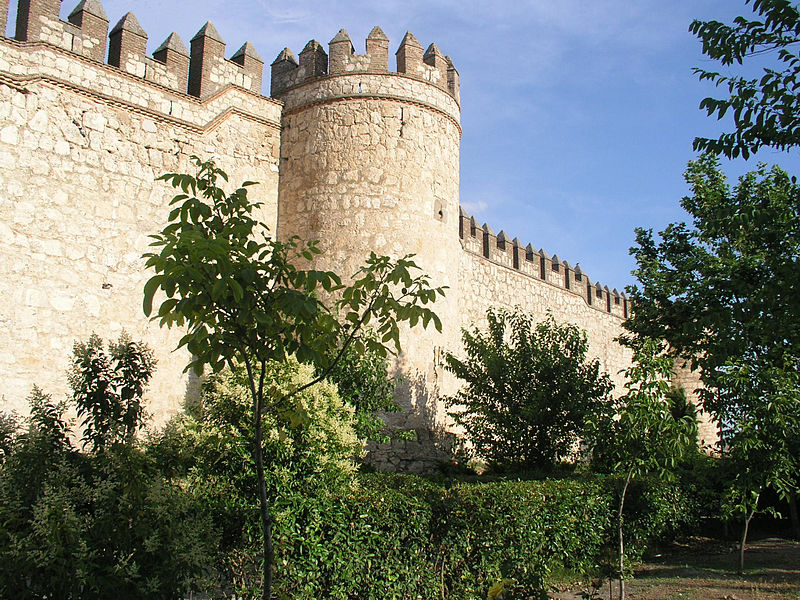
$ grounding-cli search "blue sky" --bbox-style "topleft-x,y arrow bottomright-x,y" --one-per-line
6,0 -> 799,290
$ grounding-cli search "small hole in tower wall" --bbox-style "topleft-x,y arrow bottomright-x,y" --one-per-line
434,200 -> 445,222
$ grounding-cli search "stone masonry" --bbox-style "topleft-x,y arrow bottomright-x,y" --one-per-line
0,0 -> 715,470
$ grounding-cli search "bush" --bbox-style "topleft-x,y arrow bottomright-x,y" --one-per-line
602,475 -> 699,561
146,358 -> 365,596
446,309 -> 614,473
0,387 -> 216,599
69,333 -> 155,452
437,478 -> 612,599
169,465 -> 694,599
324,330 -> 404,442
273,480 -> 439,600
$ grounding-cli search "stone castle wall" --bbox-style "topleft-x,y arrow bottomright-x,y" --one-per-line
0,0 -> 714,463
0,3 -> 281,422
457,226 -> 633,393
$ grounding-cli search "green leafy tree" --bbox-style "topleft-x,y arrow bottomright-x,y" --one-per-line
714,356 -> 800,573
444,308 -> 613,473
69,333 -> 155,452
691,0 -> 800,158
625,155 -> 800,571
585,339 -> 697,600
143,157 -> 444,599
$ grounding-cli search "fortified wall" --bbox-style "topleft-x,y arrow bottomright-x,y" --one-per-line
0,0 -> 282,424
0,0 -> 712,470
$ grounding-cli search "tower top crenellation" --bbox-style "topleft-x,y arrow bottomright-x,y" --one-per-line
270,27 -> 460,101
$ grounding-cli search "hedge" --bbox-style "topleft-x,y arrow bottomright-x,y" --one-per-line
254,473 -> 696,600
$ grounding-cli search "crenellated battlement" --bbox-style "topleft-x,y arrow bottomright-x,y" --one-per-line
270,26 -> 460,102
458,208 -> 630,320
4,0 -> 264,97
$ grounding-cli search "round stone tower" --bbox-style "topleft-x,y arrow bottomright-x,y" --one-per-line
271,27 -> 462,464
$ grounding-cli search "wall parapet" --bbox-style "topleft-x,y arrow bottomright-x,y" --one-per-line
458,207 -> 629,320
270,26 -> 460,102
0,36 -> 281,134
5,0 -> 265,97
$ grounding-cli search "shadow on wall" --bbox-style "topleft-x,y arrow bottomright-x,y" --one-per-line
364,352 -> 458,475
182,368 -> 203,417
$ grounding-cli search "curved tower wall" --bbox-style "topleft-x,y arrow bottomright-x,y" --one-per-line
274,29 -> 463,454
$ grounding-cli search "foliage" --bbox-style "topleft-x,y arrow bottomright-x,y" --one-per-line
588,341 -> 698,479
143,157 -> 445,598
691,0 -> 800,158
717,357 -> 800,515
666,385 -> 700,447
323,330 -> 403,442
272,479 -> 438,600
0,412 -> 16,465
438,478 -> 613,600
0,386 -> 215,599
151,357 -> 363,503
585,339 -> 697,599
147,357 -> 366,596
69,333 -> 155,452
200,358 -> 363,477
625,155 -> 800,570
714,355 -> 800,572
150,371 -> 696,600
626,155 -> 800,381
614,475 -> 699,560
445,308 -> 613,472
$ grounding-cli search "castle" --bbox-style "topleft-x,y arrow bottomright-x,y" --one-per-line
0,0 -> 709,470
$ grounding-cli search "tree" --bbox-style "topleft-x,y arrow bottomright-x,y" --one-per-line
691,0 -> 800,158
69,333 -> 155,452
714,356 -> 800,574
585,339 -> 697,600
625,154 -> 800,571
444,308 -> 613,473
143,157 -> 444,599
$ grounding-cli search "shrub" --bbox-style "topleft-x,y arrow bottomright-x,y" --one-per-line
147,358 -> 365,596
0,387 -> 216,599
183,470 -> 692,600
69,333 -> 155,452
324,330 -> 405,442
602,475 -> 699,561
437,478 -> 612,600
446,309 -> 614,472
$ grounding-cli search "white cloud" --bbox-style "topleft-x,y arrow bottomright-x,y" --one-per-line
460,200 -> 488,214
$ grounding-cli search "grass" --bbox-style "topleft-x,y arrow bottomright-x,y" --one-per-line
548,534 -> 800,600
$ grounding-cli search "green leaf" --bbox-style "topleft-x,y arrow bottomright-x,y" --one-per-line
142,276 -> 163,317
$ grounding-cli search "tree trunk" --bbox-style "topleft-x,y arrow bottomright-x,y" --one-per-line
241,356 -> 273,600
255,406 -> 273,599
738,495 -> 758,576
618,469 -> 633,600
789,493 -> 800,540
